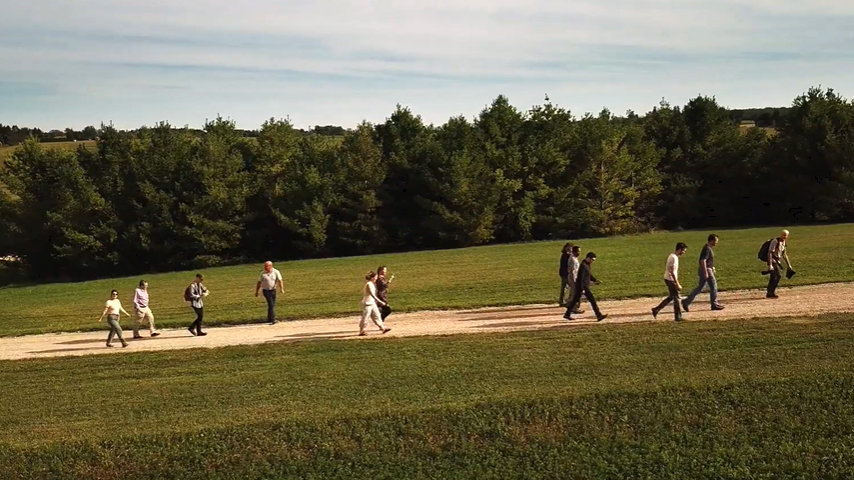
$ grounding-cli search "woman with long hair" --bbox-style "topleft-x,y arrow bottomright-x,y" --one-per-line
360,271 -> 391,336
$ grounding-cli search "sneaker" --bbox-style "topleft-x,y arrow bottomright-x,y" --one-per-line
106,343 -> 114,348
651,308 -> 659,319
133,334 -> 143,339
197,332 -> 207,336
573,309 -> 585,314
358,332 -> 367,336
711,304 -> 725,311
596,314 -> 608,322
121,342 -> 129,347
766,294 -> 779,299
681,300 -> 689,312
188,327 -> 197,336
382,328 -> 391,334
563,313 -> 573,320
151,332 -> 161,337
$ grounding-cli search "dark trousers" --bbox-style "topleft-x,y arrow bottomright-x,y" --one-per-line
262,289 -> 277,323
767,260 -> 783,296
564,285 -> 602,317
190,307 -> 204,333
654,280 -> 682,320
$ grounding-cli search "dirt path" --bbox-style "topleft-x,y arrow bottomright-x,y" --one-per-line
2,282 -> 853,361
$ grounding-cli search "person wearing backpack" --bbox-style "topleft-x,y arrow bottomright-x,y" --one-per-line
764,230 -> 793,299
186,273 -> 209,336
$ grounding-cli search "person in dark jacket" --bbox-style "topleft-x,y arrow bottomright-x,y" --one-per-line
563,252 -> 608,321
558,243 -> 572,306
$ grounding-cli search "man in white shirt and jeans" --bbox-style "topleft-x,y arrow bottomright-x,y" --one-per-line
255,261 -> 284,324
652,242 -> 688,322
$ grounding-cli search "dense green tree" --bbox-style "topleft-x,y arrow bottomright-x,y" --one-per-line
327,122 -> 388,254
772,87 -> 854,223
2,139 -> 118,278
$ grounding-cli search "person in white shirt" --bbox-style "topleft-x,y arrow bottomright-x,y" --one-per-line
568,245 -> 585,314
359,271 -> 391,336
255,261 -> 284,324
652,242 -> 688,321
98,289 -> 131,347
766,230 -> 792,299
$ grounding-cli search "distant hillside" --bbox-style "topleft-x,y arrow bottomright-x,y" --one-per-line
728,107 -> 791,128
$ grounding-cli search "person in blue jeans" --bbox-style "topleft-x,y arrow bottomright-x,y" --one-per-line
682,234 -> 725,312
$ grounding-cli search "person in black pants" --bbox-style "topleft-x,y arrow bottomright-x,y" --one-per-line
652,242 -> 687,321
187,274 -> 209,336
765,230 -> 792,299
558,243 -> 572,306
563,252 -> 608,321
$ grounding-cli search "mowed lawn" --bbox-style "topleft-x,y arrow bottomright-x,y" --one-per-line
0,315 -> 852,478
1,223 -> 853,337
0,140 -> 97,161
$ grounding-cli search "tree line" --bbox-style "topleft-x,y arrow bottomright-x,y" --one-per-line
0,123 -> 346,147
1,85 -> 852,282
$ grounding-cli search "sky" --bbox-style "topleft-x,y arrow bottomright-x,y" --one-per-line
1,0 -> 853,131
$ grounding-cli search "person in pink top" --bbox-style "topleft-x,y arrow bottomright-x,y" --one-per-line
132,280 -> 160,338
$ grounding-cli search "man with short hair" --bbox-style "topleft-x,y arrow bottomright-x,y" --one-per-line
255,261 -> 284,324
132,280 -> 160,338
682,234 -> 724,312
188,274 -> 209,336
652,242 -> 687,321
568,246 -> 585,314
766,229 -> 792,299
563,252 -> 607,322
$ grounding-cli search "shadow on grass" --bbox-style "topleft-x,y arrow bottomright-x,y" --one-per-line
29,346 -> 108,355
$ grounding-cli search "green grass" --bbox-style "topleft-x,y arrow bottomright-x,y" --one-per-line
1,223 -> 853,337
1,315 -> 852,478
0,140 -> 97,161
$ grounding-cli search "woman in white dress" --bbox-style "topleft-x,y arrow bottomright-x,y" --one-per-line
360,271 -> 391,336
98,289 -> 131,347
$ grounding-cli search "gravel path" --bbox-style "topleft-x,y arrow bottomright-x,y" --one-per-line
2,282 -> 852,361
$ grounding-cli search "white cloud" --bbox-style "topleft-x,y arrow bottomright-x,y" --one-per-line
1,0 -> 853,129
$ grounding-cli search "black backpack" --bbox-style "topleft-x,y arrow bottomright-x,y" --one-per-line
758,239 -> 773,261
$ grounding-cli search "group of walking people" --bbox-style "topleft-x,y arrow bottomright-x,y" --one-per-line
96,260 -> 398,347
559,230 -> 795,322
96,229 -> 794,347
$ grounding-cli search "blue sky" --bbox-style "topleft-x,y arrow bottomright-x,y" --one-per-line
1,0 -> 853,131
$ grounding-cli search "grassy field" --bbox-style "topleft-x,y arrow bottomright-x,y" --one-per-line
0,314 -> 852,478
0,140 -> 97,162
1,223 -> 853,337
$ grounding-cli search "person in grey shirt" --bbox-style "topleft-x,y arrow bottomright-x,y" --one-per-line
682,234 -> 724,312
187,273 -> 209,336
